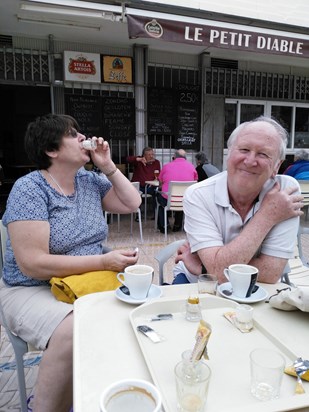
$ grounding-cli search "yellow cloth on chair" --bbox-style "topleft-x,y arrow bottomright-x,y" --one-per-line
50,271 -> 121,304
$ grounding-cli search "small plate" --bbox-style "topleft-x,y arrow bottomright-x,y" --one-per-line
217,282 -> 268,303
115,284 -> 162,305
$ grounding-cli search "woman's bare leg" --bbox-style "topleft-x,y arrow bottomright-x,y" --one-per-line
33,313 -> 73,412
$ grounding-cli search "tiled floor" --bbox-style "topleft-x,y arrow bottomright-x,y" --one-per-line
1,212 -> 309,411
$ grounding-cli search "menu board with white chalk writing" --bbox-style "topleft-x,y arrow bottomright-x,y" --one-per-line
102,96 -> 135,140
147,85 -> 201,149
175,84 -> 200,150
65,94 -> 102,137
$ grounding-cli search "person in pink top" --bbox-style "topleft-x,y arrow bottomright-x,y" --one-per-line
157,149 -> 198,233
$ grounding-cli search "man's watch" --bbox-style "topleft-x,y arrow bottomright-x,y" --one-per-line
201,263 -> 207,274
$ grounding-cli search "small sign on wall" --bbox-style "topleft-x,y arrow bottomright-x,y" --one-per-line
64,51 -> 101,83
102,55 -> 133,84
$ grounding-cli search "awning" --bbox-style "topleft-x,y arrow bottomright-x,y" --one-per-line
127,14 -> 309,59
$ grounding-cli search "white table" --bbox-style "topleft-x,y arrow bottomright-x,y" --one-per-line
73,283 -> 309,412
144,180 -> 159,222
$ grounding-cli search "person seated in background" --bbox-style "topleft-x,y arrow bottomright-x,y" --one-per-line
127,147 -> 161,218
0,114 -> 141,412
156,149 -> 197,233
195,152 -> 221,182
283,149 -> 309,180
173,116 -> 303,284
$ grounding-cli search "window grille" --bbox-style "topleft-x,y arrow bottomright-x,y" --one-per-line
0,47 -> 49,83
205,67 -> 308,101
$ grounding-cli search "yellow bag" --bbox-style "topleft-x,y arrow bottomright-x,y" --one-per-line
50,270 -> 121,304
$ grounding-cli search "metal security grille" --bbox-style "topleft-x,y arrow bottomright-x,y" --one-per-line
205,67 -> 309,101
0,47 -> 49,83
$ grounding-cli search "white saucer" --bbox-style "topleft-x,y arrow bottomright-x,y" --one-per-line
217,282 -> 268,303
115,284 -> 162,305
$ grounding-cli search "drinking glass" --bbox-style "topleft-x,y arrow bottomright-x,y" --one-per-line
250,348 -> 285,401
175,358 -> 211,412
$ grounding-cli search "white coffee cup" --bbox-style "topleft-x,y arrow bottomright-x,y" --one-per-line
117,265 -> 154,300
223,264 -> 258,298
100,378 -> 162,412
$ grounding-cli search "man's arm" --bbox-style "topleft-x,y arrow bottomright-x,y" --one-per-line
175,242 -> 288,284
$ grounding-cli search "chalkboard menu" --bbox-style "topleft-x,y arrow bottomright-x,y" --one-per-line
176,84 -> 200,150
102,97 -> 135,140
147,87 -> 175,135
147,84 -> 201,149
65,95 -> 102,137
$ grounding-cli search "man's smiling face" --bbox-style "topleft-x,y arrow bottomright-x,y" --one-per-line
227,122 -> 282,192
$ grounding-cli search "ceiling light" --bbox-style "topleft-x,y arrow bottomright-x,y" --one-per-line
20,4 -> 111,19
21,0 -> 123,14
17,15 -> 102,30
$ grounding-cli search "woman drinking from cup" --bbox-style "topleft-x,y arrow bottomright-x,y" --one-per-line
0,114 -> 141,412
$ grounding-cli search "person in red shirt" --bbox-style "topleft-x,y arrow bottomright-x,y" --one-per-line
157,149 -> 198,233
127,147 -> 161,218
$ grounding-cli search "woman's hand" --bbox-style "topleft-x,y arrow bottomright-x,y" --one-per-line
89,137 -> 115,172
101,249 -> 139,272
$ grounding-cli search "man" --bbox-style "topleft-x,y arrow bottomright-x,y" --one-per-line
127,147 -> 161,218
157,149 -> 198,233
174,116 -> 304,284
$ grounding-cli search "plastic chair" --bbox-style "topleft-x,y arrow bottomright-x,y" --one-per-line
154,239 -> 186,285
0,220 -> 37,412
155,181 -> 196,240
298,180 -> 309,220
280,223 -> 309,286
105,182 -> 144,243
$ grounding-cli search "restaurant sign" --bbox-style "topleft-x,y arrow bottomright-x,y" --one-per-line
127,15 -> 309,58
102,56 -> 133,84
64,51 -> 101,83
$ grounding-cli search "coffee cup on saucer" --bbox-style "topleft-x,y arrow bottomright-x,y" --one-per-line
100,378 -> 162,412
223,264 -> 258,298
117,265 -> 154,300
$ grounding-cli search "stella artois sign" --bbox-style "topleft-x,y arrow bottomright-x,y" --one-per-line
64,51 -> 101,83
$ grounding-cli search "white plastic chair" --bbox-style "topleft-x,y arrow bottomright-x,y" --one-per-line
155,181 -> 196,240
298,180 -> 309,220
154,239 -> 186,284
0,220 -> 37,412
105,182 -> 144,243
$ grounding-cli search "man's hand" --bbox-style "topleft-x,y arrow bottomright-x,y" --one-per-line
175,241 -> 202,275
260,182 -> 304,225
137,156 -> 147,166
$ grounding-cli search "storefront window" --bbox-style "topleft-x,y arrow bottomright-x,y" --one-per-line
224,103 -> 236,147
240,104 -> 264,123
295,107 -> 309,148
271,106 -> 292,147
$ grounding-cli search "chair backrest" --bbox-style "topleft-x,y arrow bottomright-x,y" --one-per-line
155,239 -> 186,285
298,180 -> 309,207
166,181 -> 196,211
0,220 -> 7,271
131,181 -> 140,192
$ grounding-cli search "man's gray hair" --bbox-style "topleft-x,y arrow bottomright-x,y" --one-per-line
174,149 -> 187,159
227,116 -> 288,161
294,149 -> 309,161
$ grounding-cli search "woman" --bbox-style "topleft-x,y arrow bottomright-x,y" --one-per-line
195,152 -> 220,182
0,114 -> 141,412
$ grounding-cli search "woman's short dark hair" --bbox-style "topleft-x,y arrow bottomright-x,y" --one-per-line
25,114 -> 80,169
195,152 -> 208,164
